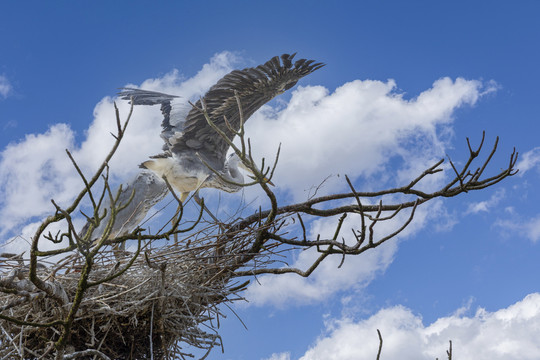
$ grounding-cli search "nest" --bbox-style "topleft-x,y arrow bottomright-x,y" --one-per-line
0,227 -> 252,359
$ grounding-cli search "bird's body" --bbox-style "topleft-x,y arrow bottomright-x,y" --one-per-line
83,53 -> 324,241
141,152 -> 244,202
142,156 -> 205,199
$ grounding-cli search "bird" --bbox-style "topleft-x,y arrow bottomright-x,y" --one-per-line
81,53 -> 324,243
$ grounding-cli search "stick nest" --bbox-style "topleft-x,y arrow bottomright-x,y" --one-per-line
0,231 -> 251,359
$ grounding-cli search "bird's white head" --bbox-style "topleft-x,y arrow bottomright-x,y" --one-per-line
225,153 -> 274,186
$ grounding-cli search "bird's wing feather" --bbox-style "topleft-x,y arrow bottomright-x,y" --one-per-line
118,54 -> 324,165
79,170 -> 169,242
171,53 -> 325,165
118,88 -> 184,151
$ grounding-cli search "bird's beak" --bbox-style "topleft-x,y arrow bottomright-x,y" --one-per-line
264,177 -> 275,186
248,174 -> 275,186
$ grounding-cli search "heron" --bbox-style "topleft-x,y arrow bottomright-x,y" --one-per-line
82,53 -> 324,242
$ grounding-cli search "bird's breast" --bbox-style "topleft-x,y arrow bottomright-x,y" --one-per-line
141,157 -> 202,193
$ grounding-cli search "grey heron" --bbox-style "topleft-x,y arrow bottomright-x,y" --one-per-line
82,53 -> 324,242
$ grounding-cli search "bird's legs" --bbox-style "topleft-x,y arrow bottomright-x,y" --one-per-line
179,192 -> 190,203
173,189 -> 221,226
193,192 -> 222,225
188,175 -> 225,228
193,192 -> 228,262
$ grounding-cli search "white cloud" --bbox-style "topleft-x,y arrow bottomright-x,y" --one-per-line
245,238 -> 397,308
243,77 -> 487,202
517,147 -> 540,176
465,188 -> 506,214
245,198 -> 436,307
0,124 -> 79,233
526,217 -> 540,242
2,218 -> 84,257
0,75 -> 12,98
496,214 -> 540,243
262,352 -> 291,360
243,76 -> 494,307
297,293 -> 540,360
0,52 -> 237,241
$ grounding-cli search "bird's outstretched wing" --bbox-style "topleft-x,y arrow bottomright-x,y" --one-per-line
120,54 -> 324,165
173,53 -> 325,165
117,88 -> 183,152
79,170 -> 169,243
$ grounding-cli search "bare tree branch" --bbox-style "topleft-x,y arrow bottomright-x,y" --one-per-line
376,329 -> 383,360
0,98 -> 517,359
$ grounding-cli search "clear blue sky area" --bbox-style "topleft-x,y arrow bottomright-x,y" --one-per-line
1,1 -> 539,359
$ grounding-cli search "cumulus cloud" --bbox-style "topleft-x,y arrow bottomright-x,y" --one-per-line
245,197 -> 440,307
516,147 -> 540,176
496,214 -> 540,243
296,293 -> 540,360
243,77 -> 494,307
262,353 -> 291,360
0,52 -> 237,244
465,188 -> 506,214
241,77 -> 487,203
0,124 -> 78,231
0,75 -> 12,98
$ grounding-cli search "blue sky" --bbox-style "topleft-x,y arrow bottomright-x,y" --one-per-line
1,1 -> 540,359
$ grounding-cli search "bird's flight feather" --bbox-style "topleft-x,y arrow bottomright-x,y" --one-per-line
119,53 -> 324,167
